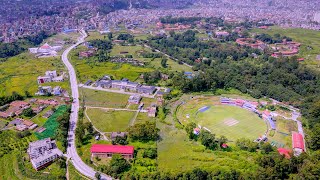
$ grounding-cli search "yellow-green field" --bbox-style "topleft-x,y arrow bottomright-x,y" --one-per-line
86,108 -> 135,132
80,88 -> 129,108
157,116 -> 261,173
0,53 -> 69,96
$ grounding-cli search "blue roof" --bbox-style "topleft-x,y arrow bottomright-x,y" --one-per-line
184,72 -> 193,75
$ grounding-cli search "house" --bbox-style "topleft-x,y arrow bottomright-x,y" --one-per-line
137,85 -> 156,95
221,143 -> 229,149
277,148 -> 291,159
193,128 -> 200,135
148,104 -> 157,117
27,138 -> 63,170
52,86 -> 62,96
96,78 -> 156,95
292,132 -> 305,156
79,50 -> 95,58
43,110 -> 54,118
128,95 -> 141,104
37,70 -> 65,84
215,31 -> 230,38
111,132 -> 127,141
35,86 -> 52,96
90,144 -> 134,159
29,43 -> 62,57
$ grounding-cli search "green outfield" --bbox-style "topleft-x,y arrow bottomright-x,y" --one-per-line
177,96 -> 267,141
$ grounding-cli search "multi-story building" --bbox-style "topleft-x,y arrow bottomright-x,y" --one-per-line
27,138 -> 63,171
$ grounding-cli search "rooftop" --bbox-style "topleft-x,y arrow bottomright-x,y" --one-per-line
91,144 -> 134,154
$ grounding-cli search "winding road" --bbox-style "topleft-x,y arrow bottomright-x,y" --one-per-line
62,29 -> 111,180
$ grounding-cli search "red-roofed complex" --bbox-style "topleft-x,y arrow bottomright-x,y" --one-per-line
292,132 -> 305,156
90,144 -> 134,159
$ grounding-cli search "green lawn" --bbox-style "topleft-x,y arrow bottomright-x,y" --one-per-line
80,88 -> 129,108
86,108 -> 135,132
0,52 -> 70,96
0,119 -> 7,129
70,56 -> 152,83
268,118 -> 298,148
157,117 -> 261,173
176,96 -> 267,141
135,112 -> 155,124
196,106 -> 267,141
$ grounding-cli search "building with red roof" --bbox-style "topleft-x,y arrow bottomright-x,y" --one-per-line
292,132 -> 305,156
277,148 -> 291,159
91,144 -> 134,159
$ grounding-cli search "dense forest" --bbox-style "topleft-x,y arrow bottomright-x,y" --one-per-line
0,31 -> 49,58
148,30 -> 261,65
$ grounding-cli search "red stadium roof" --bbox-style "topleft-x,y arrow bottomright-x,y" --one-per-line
292,132 -> 304,150
91,144 -> 134,154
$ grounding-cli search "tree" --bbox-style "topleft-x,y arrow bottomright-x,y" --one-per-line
95,172 -> 101,180
185,122 -> 197,140
261,142 -> 274,154
22,107 -> 36,118
127,121 -> 159,142
199,130 -> 217,150
112,135 -> 128,145
161,58 -> 168,68
107,32 -> 113,40
143,148 -> 157,159
24,91 -> 32,98
105,154 -> 131,178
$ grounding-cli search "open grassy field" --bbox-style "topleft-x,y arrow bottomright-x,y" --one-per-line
86,108 -> 135,132
0,52 -> 70,96
251,26 -> 320,69
0,119 -> 7,129
196,106 -> 267,141
176,96 -> 267,141
80,88 -> 129,108
70,47 -> 153,82
135,112 -> 155,124
157,115 -> 261,173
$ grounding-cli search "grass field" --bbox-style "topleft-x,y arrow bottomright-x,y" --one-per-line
0,52 -> 70,96
80,88 -> 129,108
70,46 -> 153,82
86,108 -> 135,132
135,112 -> 155,124
0,119 -> 7,129
251,26 -> 320,69
196,106 -> 267,141
176,96 -> 267,141
157,114 -> 261,173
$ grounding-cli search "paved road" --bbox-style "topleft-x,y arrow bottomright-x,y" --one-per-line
62,29 -> 111,180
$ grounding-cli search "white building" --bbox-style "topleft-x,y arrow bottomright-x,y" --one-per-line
37,70 -> 65,84
27,138 -> 63,171
29,43 -> 62,57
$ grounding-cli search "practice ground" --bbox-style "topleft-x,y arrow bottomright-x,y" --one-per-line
177,96 -> 267,141
86,108 -> 135,132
